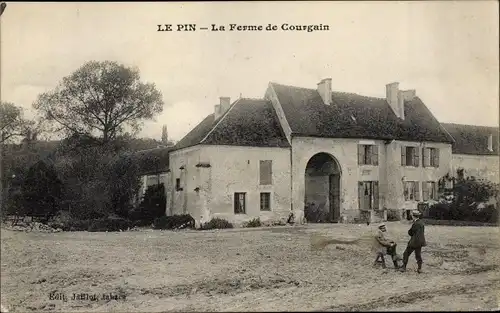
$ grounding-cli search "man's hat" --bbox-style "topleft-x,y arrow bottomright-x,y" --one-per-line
378,223 -> 386,229
412,210 -> 422,216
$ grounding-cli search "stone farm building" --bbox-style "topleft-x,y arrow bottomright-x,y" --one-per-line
135,79 -> 499,225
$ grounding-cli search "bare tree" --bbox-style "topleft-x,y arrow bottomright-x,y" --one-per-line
33,61 -> 164,144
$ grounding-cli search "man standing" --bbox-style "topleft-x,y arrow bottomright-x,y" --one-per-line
400,210 -> 426,273
372,223 -> 401,269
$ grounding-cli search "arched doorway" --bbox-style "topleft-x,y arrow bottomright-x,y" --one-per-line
304,153 -> 341,223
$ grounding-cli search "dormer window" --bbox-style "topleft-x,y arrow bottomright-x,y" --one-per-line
487,134 -> 493,152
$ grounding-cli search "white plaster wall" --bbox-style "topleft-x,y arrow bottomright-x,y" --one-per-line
451,154 -> 499,183
169,146 -> 202,216
292,137 -> 452,222
291,137 -> 387,223
201,145 -> 291,226
386,141 -> 453,213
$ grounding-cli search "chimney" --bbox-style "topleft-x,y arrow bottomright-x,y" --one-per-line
214,97 -> 231,120
317,78 -> 332,105
386,82 -> 406,120
220,97 -> 231,112
214,104 -> 222,120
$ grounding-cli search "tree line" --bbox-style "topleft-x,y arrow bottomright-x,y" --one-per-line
1,60 -> 166,223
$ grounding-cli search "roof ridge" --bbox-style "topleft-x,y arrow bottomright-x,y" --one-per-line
271,81 -> 388,100
441,122 -> 499,129
331,90 -> 386,100
240,97 -> 268,101
200,98 -> 243,144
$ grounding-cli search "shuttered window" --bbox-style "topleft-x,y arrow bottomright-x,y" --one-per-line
402,146 -> 419,167
423,148 -> 440,168
358,181 -> 379,210
422,181 -> 437,201
404,181 -> 420,201
358,145 -> 378,165
259,160 -> 273,185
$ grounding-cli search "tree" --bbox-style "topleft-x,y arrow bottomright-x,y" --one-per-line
54,142 -> 141,220
0,102 -> 34,144
20,160 -> 63,220
33,61 -> 164,144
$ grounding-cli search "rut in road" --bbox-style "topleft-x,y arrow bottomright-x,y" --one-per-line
320,277 -> 500,312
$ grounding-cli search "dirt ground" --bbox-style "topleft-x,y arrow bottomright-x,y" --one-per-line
1,221 -> 499,312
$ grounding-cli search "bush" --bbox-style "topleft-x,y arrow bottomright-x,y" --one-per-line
428,202 -> 498,223
199,217 -> 233,230
130,184 -> 166,223
387,209 -> 400,221
88,217 -> 132,232
132,219 -> 153,228
152,214 -> 195,230
243,217 -> 262,228
428,202 -> 451,220
21,160 -> 63,220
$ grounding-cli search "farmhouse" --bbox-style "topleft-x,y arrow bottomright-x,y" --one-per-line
136,79 -> 499,226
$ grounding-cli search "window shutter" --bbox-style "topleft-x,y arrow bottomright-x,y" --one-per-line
401,147 -> 406,166
414,147 -> 420,167
259,160 -> 272,185
373,181 -> 379,209
358,182 -> 364,209
422,182 -> 428,201
358,145 -> 364,165
434,149 -> 440,167
422,148 -> 427,168
415,182 -> 420,201
403,182 -> 408,201
371,145 -> 379,165
433,182 -> 438,200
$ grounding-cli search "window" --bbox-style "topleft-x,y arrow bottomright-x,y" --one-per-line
401,146 -> 420,167
358,145 -> 379,165
234,192 -> 246,214
175,178 -> 181,191
259,160 -> 273,185
403,181 -> 420,201
423,148 -> 440,167
422,181 -> 437,201
260,192 -> 271,211
358,181 -> 379,210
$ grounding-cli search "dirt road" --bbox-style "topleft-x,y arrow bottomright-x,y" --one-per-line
1,222 -> 499,312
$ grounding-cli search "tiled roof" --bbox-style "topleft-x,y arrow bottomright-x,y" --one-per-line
441,123 -> 499,155
172,98 -> 290,151
132,147 -> 171,175
270,83 -> 454,143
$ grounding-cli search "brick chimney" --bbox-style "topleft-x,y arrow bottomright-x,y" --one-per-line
214,97 -> 231,120
220,97 -> 231,112
214,104 -> 222,120
386,82 -> 407,120
317,78 -> 332,105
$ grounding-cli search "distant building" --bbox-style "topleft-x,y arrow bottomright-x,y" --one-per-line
441,123 -> 499,183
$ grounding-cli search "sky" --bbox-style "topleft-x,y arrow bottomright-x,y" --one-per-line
1,1 -> 498,142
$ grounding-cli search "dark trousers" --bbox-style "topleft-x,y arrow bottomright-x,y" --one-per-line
402,245 -> 422,268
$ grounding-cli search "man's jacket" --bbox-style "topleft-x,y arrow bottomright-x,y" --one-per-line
407,218 -> 426,248
372,229 -> 393,254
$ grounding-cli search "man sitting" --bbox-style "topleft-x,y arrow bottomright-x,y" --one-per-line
372,223 -> 402,269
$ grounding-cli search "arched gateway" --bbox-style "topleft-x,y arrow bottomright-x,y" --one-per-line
304,152 -> 341,223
